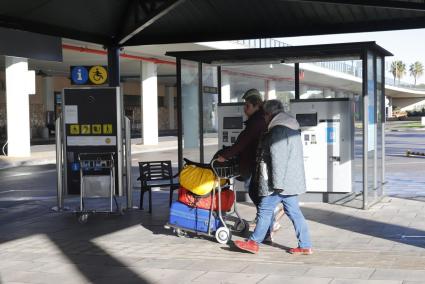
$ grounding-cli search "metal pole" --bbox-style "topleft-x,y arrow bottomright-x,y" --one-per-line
177,59 -> 183,171
125,117 -> 132,209
381,58 -> 386,195
198,62 -> 204,163
116,87 -> 123,196
54,116 -> 63,210
107,46 -> 120,87
362,52 -> 368,209
295,63 -> 300,100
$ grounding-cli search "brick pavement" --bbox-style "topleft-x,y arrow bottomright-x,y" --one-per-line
1,127 -> 425,283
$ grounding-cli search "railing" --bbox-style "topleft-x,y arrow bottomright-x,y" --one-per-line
234,39 -> 363,78
234,38 -> 290,49
234,38 -> 425,91
310,61 -> 363,78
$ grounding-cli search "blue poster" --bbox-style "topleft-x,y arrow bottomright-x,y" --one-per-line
327,127 -> 335,144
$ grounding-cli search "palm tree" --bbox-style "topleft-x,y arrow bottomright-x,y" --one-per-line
396,61 -> 406,85
390,61 -> 398,85
409,61 -> 424,86
390,60 -> 407,85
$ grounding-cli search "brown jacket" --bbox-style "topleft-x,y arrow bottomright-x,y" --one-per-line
220,109 -> 266,179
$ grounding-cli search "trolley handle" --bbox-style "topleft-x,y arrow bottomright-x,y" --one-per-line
210,158 -> 220,177
210,158 -> 238,179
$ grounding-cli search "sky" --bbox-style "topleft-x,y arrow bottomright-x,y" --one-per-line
279,28 -> 425,85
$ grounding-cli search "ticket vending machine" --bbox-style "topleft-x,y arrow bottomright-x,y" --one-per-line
217,103 -> 247,196
218,103 -> 246,149
290,99 -> 354,193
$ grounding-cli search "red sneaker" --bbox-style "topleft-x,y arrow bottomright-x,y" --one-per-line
289,247 -> 313,255
233,240 -> 259,254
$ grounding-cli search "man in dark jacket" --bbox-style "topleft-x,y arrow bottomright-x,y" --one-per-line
233,99 -> 313,255
217,88 -> 266,206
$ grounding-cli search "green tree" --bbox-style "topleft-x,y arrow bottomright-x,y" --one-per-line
409,61 -> 424,86
390,60 -> 406,85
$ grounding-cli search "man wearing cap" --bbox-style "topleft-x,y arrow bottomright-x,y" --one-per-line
217,88 -> 266,205
217,89 -> 284,240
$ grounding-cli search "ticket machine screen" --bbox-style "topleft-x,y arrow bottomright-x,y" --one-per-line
223,116 -> 244,129
296,113 -> 318,127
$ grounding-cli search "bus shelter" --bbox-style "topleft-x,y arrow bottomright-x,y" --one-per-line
167,42 -> 392,209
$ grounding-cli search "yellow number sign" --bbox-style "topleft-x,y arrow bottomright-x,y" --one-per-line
103,124 -> 113,134
70,124 -> 80,135
92,124 -> 102,134
81,124 -> 91,134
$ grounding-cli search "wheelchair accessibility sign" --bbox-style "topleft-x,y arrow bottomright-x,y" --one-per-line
70,66 -> 108,85
89,66 -> 108,85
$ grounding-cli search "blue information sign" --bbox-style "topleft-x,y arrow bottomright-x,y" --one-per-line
71,66 -> 89,85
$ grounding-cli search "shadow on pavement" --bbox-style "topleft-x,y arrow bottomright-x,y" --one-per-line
302,206 -> 425,249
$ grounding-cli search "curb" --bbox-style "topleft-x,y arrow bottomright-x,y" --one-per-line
0,159 -> 56,170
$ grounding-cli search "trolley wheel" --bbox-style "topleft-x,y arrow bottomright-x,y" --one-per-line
215,226 -> 231,244
234,219 -> 249,233
77,213 -> 89,224
175,228 -> 188,238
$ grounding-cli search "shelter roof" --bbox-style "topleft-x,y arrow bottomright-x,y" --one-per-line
0,1 -> 424,46
166,41 -> 393,64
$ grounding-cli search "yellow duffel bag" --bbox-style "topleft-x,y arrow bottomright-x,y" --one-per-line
179,164 -> 228,195
179,164 -> 217,196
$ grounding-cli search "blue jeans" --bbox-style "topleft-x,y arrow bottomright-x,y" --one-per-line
246,177 -> 274,236
249,193 -> 312,248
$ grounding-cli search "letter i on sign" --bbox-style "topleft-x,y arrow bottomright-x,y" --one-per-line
77,68 -> 83,81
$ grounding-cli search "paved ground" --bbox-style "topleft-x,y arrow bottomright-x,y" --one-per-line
1,123 -> 425,283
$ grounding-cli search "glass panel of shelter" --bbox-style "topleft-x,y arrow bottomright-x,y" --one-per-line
180,59 -> 200,163
202,64 -> 219,162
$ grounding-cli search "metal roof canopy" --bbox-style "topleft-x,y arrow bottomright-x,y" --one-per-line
166,41 -> 392,64
0,1 -> 424,46
170,41 -> 391,210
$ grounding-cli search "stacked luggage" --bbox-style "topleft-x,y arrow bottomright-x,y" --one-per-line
167,159 -> 246,244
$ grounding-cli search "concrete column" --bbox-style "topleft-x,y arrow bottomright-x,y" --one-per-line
335,90 -> 346,98
267,80 -> 276,100
140,61 -> 158,145
43,76 -> 54,111
299,85 -> 309,99
221,73 -> 230,103
5,56 -> 30,157
165,86 -> 175,129
324,88 -> 334,98
386,96 -> 393,117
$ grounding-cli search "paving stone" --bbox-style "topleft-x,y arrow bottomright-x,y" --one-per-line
123,268 -> 205,284
370,268 -> 425,281
191,271 -> 267,284
259,275 -> 332,284
330,279 -> 402,284
241,262 -> 309,276
305,266 -> 375,279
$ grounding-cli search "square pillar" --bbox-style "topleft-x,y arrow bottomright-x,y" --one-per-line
140,61 -> 158,145
5,56 -> 31,157
43,76 -> 54,112
266,80 -> 276,100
